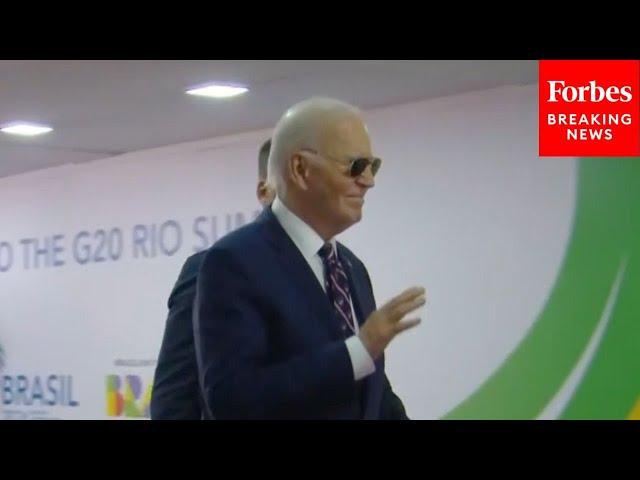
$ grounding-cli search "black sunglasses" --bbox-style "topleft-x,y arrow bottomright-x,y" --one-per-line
302,149 -> 382,177
348,156 -> 382,177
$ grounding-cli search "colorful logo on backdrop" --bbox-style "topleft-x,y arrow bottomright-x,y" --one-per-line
106,375 -> 152,418
539,60 -> 640,157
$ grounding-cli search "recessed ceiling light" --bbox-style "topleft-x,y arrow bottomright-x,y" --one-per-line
185,83 -> 249,99
1,123 -> 54,136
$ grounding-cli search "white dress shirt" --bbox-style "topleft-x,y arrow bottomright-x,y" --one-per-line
271,196 -> 376,381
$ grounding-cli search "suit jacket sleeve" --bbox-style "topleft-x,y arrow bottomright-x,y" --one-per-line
380,373 -> 410,420
151,254 -> 203,420
194,246 -> 357,419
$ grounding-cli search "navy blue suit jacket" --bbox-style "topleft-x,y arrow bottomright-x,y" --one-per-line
194,207 -> 408,420
151,251 -> 206,420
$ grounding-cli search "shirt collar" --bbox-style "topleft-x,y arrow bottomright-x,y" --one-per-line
271,196 -> 336,261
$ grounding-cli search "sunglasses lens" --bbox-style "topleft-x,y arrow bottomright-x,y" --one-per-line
350,158 -> 366,177
371,158 -> 381,176
350,158 -> 381,177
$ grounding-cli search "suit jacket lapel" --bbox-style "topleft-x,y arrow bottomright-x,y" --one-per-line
258,208 -> 343,339
337,244 -> 383,419
337,244 -> 374,326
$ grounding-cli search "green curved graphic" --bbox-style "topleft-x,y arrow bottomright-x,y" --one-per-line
444,156 -> 640,419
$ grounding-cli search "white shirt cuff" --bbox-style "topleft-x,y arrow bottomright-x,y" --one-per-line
345,335 -> 376,381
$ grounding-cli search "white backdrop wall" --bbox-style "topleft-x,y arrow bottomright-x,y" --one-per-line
0,84 -> 576,419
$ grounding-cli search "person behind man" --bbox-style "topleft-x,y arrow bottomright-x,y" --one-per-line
151,139 -> 274,420
194,98 -> 426,420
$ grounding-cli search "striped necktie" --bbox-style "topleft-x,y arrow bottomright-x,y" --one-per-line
318,243 -> 357,335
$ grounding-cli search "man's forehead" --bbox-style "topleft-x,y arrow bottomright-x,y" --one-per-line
319,117 -> 372,156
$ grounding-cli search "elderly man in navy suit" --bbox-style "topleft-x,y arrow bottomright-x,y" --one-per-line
195,98 -> 426,419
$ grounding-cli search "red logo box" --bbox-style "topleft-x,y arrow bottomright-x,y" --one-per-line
539,60 -> 640,157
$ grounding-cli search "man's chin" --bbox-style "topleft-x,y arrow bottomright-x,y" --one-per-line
344,208 -> 363,226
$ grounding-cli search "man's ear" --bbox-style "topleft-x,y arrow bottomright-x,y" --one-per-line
256,180 -> 275,206
289,153 -> 310,191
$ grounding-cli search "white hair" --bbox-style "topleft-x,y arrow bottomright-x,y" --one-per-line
267,97 -> 362,196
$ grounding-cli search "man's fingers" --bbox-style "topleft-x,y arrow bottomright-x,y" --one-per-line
383,287 -> 425,312
394,317 -> 422,334
390,294 -> 426,321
